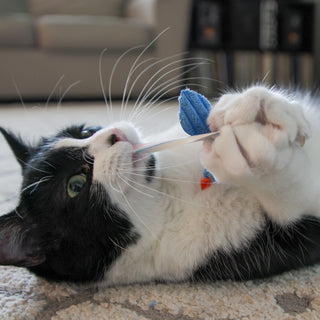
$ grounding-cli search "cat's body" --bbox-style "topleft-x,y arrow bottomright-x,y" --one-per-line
1,85 -> 320,285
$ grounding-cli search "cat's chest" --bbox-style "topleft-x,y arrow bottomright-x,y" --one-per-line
103,181 -> 264,286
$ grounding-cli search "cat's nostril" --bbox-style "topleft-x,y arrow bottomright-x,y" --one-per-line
110,133 -> 119,145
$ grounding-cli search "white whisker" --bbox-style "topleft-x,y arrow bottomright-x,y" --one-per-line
120,28 -> 170,120
57,80 -> 81,108
118,170 -> 200,185
122,52 -> 192,114
122,173 -> 211,209
117,173 -> 154,198
120,158 -> 199,173
99,48 -> 111,114
129,59 -> 211,120
11,75 -> 27,113
108,166 -> 122,193
45,75 -> 65,110
106,45 -> 146,121
21,176 -> 53,194
129,62 -> 212,121
115,174 -> 156,238
15,208 -> 24,219
19,160 -> 51,174
108,236 -> 128,251
130,81 -> 209,123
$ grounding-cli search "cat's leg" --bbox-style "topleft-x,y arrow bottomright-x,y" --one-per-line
201,86 -> 320,224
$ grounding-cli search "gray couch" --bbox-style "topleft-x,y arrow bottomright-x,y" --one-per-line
0,0 -> 192,101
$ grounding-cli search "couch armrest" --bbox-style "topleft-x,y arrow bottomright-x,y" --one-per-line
124,0 -> 155,25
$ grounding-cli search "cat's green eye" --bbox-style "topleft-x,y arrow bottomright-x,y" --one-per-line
81,128 -> 97,138
67,174 -> 87,198
81,130 -> 93,138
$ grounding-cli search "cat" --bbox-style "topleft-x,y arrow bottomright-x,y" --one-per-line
0,85 -> 320,285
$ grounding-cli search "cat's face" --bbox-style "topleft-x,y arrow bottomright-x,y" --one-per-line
0,123 -> 157,282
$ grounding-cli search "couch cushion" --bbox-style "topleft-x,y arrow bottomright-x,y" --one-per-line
0,0 -> 28,14
36,15 -> 153,51
0,14 -> 35,46
28,0 -> 125,17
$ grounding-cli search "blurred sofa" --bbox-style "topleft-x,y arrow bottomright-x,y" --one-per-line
0,0 -> 192,101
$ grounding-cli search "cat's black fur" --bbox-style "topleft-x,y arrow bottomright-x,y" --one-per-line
194,215 -> 320,281
0,126 -> 138,282
0,125 -> 320,283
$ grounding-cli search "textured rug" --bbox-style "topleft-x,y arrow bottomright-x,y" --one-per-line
0,103 -> 319,320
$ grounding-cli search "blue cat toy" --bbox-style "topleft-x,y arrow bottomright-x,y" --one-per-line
178,89 -> 216,189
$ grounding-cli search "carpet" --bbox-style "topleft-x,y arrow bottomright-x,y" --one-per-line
0,103 -> 319,320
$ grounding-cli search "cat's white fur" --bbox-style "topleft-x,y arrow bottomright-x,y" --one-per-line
55,86 -> 320,286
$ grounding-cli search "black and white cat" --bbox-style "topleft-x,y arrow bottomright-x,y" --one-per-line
0,85 -> 320,285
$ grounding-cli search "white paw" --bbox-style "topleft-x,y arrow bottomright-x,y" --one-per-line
201,86 -> 311,184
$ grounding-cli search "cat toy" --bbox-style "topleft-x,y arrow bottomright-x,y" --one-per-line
178,89 -> 216,189
135,89 -> 218,189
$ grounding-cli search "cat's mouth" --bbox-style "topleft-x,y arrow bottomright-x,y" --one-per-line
111,128 -> 149,164
111,129 -> 156,182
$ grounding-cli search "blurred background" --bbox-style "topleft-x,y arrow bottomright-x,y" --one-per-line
0,0 -> 319,102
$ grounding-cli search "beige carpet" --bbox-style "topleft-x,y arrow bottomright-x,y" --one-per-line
0,102 -> 320,320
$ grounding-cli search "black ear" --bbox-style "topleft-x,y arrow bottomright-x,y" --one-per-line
0,211 -> 45,267
0,127 -> 32,169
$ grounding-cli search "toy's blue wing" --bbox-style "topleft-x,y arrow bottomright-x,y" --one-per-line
178,89 -> 211,135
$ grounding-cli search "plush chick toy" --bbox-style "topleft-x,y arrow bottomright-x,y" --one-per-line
178,89 -> 216,189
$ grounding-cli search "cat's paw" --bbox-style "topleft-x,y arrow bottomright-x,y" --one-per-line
201,86 -> 311,184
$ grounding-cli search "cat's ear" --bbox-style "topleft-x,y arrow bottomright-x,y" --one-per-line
0,127 -> 32,169
0,211 -> 45,267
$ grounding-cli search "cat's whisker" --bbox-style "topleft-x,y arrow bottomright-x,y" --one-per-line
121,173 -> 211,209
18,159 -> 51,174
117,170 -> 201,185
42,160 -> 56,169
137,104 -> 177,124
45,75 -> 65,110
115,174 -> 156,238
108,236 -> 128,251
120,56 -> 157,110
119,28 -> 170,121
108,167 -> 122,193
81,150 -> 94,165
57,80 -> 81,109
262,70 -> 271,84
11,76 -> 27,113
129,78 -> 211,124
130,81 -> 209,123
121,157 -> 199,172
99,48 -> 111,117
15,208 -> 24,219
138,62 -> 212,106
106,45 -> 145,122
132,56 -> 211,106
128,59 -> 212,121
117,172 -> 154,198
122,52 -> 194,114
21,176 -> 53,194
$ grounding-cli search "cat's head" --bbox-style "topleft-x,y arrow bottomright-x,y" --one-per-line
0,123 -> 157,282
